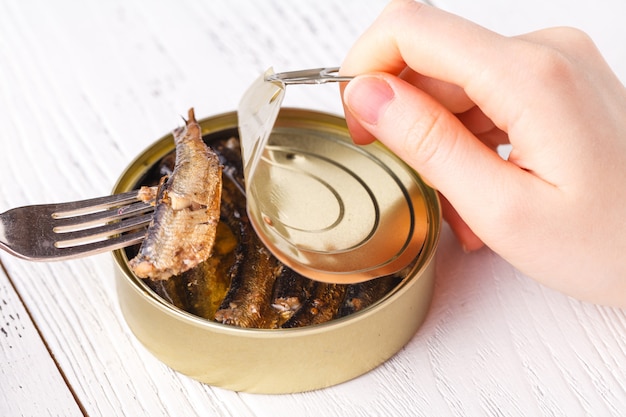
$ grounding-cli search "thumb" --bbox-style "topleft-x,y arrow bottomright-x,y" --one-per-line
342,74 -> 527,244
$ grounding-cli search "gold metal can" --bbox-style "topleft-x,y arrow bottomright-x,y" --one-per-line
111,108 -> 441,394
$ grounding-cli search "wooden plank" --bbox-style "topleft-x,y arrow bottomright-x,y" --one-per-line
0,263 -> 83,417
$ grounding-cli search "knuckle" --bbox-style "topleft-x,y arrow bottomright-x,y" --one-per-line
552,27 -> 596,50
526,28 -> 597,86
532,48 -> 577,85
399,107 -> 453,168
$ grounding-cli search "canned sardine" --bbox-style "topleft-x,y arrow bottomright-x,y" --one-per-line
112,109 -> 441,393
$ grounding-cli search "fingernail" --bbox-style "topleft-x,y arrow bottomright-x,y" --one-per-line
344,76 -> 395,125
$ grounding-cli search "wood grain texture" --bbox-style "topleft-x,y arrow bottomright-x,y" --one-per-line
0,264 -> 83,417
0,0 -> 625,416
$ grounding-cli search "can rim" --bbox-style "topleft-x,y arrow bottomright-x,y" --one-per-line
111,108 -> 441,336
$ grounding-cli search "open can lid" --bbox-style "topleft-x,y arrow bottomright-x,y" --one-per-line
238,69 -> 430,284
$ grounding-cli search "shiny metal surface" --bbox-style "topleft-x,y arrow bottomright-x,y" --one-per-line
264,66 -> 353,85
247,116 -> 430,283
111,110 -> 441,394
0,190 -> 152,261
239,71 -> 429,283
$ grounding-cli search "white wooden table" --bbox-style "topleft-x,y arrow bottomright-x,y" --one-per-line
1,1 -> 625,416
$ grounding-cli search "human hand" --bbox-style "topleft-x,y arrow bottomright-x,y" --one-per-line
340,0 -> 626,307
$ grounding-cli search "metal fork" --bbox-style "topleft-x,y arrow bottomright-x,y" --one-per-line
0,190 -> 154,261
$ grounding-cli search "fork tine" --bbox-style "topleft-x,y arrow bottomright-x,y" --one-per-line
52,189 -> 144,218
53,200 -> 154,232
0,189 -> 156,261
54,212 -> 153,248
53,229 -> 149,259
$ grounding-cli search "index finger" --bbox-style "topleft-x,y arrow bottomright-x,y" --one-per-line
340,1 -> 514,127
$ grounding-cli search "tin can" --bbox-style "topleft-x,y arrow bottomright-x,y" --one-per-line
111,108 -> 441,394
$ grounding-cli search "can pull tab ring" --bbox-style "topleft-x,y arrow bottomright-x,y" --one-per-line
265,67 -> 354,85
